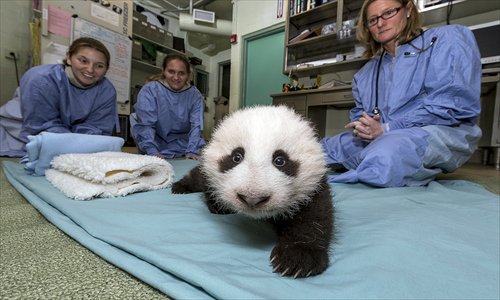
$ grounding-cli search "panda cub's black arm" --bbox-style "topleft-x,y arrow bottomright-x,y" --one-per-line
270,177 -> 334,278
171,165 -> 235,215
171,165 -> 206,194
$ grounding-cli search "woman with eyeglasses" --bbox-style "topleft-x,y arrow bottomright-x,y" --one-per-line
320,0 -> 482,187
131,54 -> 206,160
0,37 -> 118,157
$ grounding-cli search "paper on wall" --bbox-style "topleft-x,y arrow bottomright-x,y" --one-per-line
42,41 -> 67,65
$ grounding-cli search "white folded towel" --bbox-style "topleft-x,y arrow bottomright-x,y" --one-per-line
45,151 -> 175,200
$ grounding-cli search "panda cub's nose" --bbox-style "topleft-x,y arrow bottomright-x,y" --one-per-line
237,193 -> 270,209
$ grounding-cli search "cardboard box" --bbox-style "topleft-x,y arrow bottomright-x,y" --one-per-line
148,24 -> 160,42
133,20 -> 150,37
132,40 -> 142,60
133,11 -> 147,22
162,30 -> 174,48
132,11 -> 147,36
173,36 -> 185,52
156,50 -> 167,67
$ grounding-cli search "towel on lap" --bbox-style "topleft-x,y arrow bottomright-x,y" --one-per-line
46,151 -> 175,200
21,132 -> 124,176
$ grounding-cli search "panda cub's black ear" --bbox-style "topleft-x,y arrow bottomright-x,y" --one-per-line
272,149 -> 299,177
218,147 -> 245,173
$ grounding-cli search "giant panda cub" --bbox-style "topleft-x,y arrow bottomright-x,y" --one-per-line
172,105 -> 334,278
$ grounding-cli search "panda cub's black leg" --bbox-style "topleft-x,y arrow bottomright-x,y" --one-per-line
270,180 -> 334,278
171,166 -> 206,194
172,167 -> 235,215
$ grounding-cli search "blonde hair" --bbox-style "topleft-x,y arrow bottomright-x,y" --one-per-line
356,0 -> 422,58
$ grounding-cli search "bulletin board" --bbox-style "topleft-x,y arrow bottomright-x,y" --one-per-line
72,17 -> 132,108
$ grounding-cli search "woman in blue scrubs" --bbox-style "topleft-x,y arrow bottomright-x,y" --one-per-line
320,0 -> 482,187
19,37 -> 118,143
132,54 -> 206,160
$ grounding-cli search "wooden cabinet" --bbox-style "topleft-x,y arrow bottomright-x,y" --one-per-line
131,33 -> 183,74
284,0 -> 500,78
130,10 -> 184,86
284,0 -> 365,77
129,12 -> 186,110
272,86 -> 354,137
273,94 -> 307,116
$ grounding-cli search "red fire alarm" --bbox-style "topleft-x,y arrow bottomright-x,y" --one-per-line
230,34 -> 237,44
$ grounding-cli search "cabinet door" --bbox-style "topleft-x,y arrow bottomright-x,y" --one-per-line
272,94 -> 307,116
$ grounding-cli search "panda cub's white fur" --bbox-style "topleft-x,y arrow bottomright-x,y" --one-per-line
201,105 -> 327,219
172,105 -> 334,278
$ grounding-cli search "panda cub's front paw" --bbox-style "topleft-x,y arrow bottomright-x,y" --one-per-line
171,181 -> 190,194
270,244 -> 329,278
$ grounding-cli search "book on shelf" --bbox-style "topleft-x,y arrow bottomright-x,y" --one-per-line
288,25 -> 322,44
289,0 -> 332,15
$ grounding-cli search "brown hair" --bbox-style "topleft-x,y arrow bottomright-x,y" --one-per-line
356,0 -> 422,58
146,53 -> 191,82
63,37 -> 111,67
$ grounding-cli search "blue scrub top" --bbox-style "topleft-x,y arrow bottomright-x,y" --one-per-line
132,80 -> 206,158
321,25 -> 482,187
19,64 -> 118,142
352,24 -> 481,129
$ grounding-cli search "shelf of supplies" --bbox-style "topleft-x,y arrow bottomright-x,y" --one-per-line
421,0 -> 500,26
132,59 -> 161,73
132,33 -> 183,55
284,0 -> 364,77
287,57 -> 369,77
287,31 -> 356,48
289,1 -> 338,28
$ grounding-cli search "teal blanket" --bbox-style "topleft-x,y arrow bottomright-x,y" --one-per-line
3,160 -> 499,299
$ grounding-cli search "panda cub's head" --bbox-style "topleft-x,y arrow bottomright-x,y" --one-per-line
201,105 -> 328,219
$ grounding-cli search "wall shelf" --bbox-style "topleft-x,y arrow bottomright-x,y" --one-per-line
132,59 -> 161,74
421,0 -> 500,26
283,0 -> 500,77
284,0 -> 363,76
132,33 -> 184,56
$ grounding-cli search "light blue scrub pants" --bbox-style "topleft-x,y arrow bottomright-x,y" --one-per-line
321,124 -> 481,187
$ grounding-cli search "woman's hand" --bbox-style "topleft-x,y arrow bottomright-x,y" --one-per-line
346,111 -> 384,142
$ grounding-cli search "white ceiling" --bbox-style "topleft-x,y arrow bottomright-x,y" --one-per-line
134,0 -> 233,56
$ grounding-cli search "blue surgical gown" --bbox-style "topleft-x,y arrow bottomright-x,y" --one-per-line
132,81 -> 206,158
19,64 -> 118,142
321,25 -> 482,187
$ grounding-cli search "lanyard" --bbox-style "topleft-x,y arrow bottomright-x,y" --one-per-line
373,49 -> 386,116
373,31 -> 437,116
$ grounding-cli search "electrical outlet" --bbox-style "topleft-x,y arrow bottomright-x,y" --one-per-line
4,51 -> 19,60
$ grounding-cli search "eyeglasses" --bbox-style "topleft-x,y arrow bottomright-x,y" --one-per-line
366,7 -> 403,27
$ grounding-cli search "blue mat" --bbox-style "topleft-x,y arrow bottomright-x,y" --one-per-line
3,160 -> 499,299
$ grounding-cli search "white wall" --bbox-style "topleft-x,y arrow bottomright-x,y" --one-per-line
0,0 -> 32,105
229,0 -> 284,111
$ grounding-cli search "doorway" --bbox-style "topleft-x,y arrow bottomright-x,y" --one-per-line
214,60 -> 231,127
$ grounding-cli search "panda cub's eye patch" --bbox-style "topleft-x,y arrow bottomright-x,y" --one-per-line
218,147 -> 245,173
272,149 -> 299,177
